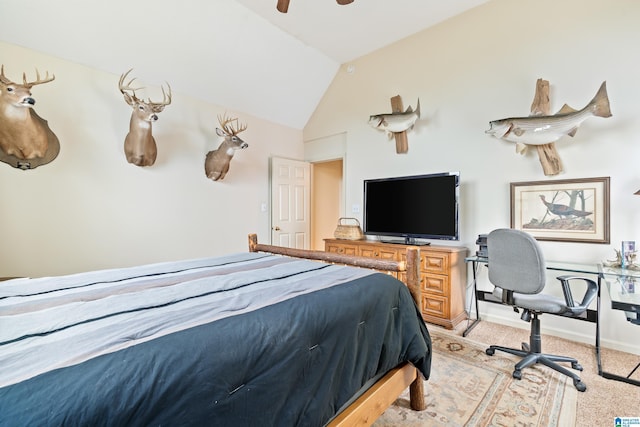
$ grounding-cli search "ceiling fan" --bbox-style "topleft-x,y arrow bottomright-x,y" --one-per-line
277,0 -> 354,13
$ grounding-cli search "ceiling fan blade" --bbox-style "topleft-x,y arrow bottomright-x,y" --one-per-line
277,0 -> 290,13
278,0 -> 353,13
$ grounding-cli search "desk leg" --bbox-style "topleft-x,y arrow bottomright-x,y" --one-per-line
596,276 -> 602,375
463,261 -> 481,337
601,367 -> 640,387
597,276 -> 640,386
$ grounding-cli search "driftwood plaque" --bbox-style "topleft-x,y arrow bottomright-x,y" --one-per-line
530,79 -> 563,176
390,95 -> 409,154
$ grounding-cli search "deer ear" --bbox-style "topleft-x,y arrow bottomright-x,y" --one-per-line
215,128 -> 226,137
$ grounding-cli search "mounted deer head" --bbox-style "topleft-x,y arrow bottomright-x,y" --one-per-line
0,65 -> 60,169
118,69 -> 171,167
205,114 -> 248,181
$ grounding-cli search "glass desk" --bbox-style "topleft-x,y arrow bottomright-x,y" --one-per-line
465,256 -> 640,386
599,265 -> 640,324
598,265 -> 640,385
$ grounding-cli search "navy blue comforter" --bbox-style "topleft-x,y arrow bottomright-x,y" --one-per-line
0,253 -> 431,426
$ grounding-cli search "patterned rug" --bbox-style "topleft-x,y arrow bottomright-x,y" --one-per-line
373,329 -> 577,426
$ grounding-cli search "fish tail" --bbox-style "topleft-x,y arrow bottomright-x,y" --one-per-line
589,81 -> 612,118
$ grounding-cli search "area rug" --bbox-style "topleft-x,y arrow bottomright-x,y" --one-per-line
373,329 -> 577,426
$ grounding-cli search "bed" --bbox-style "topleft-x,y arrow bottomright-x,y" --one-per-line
0,234 -> 431,426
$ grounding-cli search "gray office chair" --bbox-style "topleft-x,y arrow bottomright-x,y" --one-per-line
485,228 -> 598,392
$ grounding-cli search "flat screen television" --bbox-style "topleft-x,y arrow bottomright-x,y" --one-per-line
363,172 -> 459,244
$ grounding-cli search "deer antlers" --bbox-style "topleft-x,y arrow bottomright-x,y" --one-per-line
0,65 -> 55,87
217,113 -> 247,136
118,68 -> 171,110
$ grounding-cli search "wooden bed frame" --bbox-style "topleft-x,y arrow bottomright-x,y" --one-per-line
248,234 -> 426,426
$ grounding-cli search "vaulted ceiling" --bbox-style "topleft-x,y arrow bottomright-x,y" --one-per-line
0,0 -> 488,129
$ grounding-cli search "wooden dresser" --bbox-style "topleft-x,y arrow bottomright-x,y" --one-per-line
324,238 -> 468,329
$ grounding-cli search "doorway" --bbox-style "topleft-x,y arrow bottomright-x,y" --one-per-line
311,159 -> 343,250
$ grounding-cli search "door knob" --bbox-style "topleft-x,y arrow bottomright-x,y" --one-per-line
272,226 -> 281,231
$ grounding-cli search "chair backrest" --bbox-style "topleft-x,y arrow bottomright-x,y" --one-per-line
487,228 -> 547,294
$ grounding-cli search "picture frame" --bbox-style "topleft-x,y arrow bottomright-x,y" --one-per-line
510,177 -> 610,243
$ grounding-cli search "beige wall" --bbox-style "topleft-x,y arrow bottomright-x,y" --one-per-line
304,0 -> 640,353
0,41 -> 304,276
311,160 -> 343,250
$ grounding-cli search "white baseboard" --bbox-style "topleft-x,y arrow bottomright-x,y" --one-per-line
476,312 -> 640,356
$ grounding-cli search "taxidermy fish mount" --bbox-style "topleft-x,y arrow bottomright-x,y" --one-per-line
369,98 -> 420,136
0,65 -> 60,170
369,95 -> 420,153
486,80 -> 612,176
485,79 -> 611,176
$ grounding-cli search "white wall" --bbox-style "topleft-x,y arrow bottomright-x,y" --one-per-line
304,0 -> 640,353
0,42 -> 303,277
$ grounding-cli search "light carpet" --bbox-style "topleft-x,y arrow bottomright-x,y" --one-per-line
373,329 -> 577,426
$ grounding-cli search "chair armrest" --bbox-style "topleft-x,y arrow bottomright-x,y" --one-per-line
555,275 -> 598,315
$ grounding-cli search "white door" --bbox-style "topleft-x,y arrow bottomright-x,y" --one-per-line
270,157 -> 310,248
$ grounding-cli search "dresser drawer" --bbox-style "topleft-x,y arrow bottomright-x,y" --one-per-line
326,242 -> 358,256
422,294 -> 449,319
358,245 -> 399,260
422,253 -> 449,274
422,273 -> 450,295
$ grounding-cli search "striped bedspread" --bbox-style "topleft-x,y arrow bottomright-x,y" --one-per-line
0,252 -> 431,426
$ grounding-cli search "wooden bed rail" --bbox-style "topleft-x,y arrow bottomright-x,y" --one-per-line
327,362 -> 417,427
248,234 -> 405,272
248,234 -> 422,314
247,234 -> 426,422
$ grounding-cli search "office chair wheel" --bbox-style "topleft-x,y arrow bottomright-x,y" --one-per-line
486,348 -> 495,356
512,369 -> 522,380
571,361 -> 583,371
573,379 -> 587,392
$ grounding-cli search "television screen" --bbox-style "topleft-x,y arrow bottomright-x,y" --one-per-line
363,172 -> 459,243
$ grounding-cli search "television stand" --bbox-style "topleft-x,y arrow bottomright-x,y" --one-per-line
324,238 -> 468,329
381,238 -> 431,246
